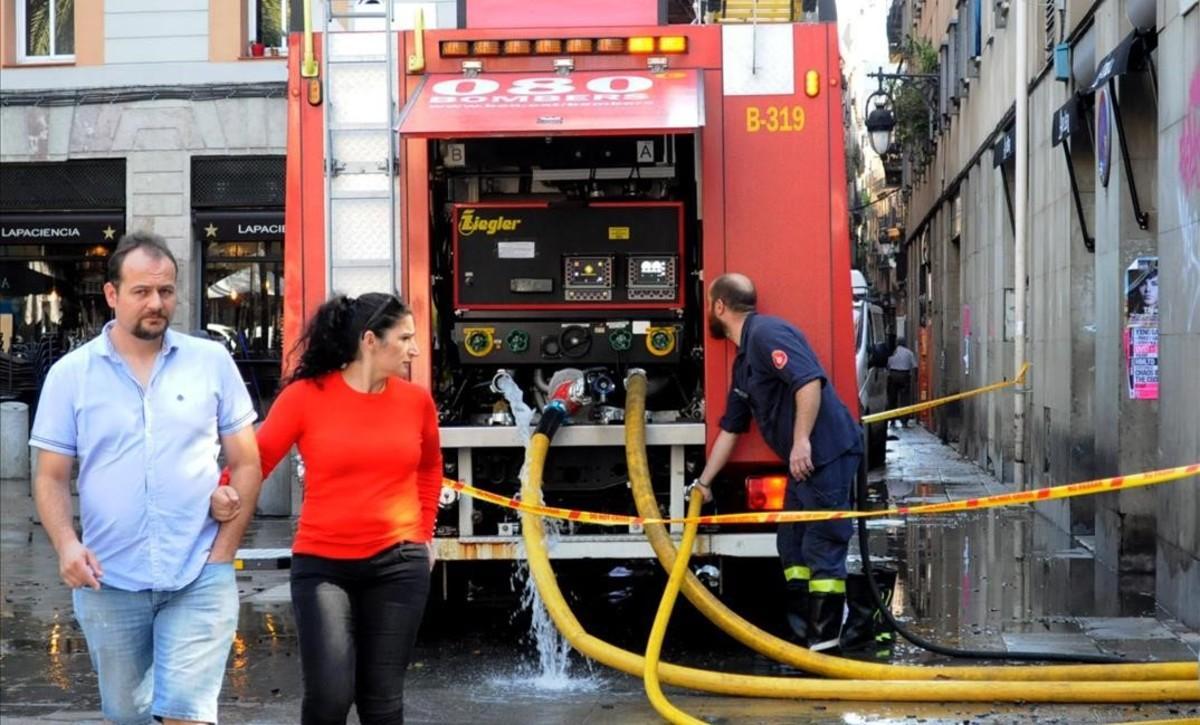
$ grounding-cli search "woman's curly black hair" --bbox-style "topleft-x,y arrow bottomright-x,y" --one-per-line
288,292 -> 411,384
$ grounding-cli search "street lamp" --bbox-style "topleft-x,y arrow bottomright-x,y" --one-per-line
865,99 -> 897,156
862,67 -> 940,160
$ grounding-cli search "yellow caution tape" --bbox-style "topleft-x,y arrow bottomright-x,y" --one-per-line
443,461 -> 1199,527
861,362 -> 1030,425
441,362 -> 1190,526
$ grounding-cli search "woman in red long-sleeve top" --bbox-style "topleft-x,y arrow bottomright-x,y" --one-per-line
220,292 -> 441,724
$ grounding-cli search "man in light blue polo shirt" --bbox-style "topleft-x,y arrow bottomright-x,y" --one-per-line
30,231 -> 261,725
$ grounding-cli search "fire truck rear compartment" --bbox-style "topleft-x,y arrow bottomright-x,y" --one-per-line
428,134 -> 704,427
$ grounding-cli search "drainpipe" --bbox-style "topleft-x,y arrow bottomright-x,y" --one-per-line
1013,0 -> 1028,489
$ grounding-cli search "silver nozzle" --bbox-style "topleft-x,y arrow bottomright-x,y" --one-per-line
490,369 -> 515,394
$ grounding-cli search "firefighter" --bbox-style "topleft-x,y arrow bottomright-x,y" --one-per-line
693,273 -> 864,650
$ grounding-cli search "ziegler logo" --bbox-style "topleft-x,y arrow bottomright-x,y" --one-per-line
458,209 -> 522,236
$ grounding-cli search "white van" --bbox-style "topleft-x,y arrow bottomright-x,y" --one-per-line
852,270 -> 889,467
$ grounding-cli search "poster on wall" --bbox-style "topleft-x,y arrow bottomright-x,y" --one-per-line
1124,256 -> 1159,400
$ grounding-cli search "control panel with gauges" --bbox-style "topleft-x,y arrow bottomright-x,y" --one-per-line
452,202 -> 683,312
450,201 -> 685,365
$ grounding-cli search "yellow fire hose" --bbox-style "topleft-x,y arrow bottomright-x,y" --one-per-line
519,431 -> 1200,704
623,371 -> 1199,683
644,491 -> 708,725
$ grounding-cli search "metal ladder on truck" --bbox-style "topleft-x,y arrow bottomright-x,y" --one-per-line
321,0 -> 401,299
235,0 -> 404,573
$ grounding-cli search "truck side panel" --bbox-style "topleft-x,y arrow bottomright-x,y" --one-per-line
710,23 -> 855,464
283,32 -> 329,370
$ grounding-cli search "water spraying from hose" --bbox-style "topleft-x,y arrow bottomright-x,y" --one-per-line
492,371 -> 598,691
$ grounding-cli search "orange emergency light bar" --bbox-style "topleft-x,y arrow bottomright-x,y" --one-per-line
439,35 -> 687,58
503,39 -> 532,55
472,40 -> 501,56
745,475 -> 788,511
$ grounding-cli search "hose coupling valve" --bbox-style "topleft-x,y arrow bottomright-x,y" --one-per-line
623,368 -> 648,389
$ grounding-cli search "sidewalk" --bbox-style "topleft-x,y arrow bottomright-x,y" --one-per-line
875,424 -> 1200,664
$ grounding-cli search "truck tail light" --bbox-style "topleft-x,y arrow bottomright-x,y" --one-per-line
745,475 -> 787,511
441,41 -> 470,57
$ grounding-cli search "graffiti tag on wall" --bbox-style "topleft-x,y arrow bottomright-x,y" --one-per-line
1178,64 -> 1200,331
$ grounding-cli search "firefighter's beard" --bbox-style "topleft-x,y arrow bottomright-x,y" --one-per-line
708,314 -> 727,341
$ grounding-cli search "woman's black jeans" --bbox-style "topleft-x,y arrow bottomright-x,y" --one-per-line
290,542 -> 431,725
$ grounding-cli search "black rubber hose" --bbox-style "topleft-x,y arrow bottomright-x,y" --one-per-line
855,437 -> 1132,664
535,403 -> 568,439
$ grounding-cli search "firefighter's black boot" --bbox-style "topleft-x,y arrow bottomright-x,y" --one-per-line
806,587 -> 846,652
784,580 -> 810,644
839,568 -> 897,656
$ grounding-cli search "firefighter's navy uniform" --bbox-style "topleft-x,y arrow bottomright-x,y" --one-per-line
719,313 -> 863,647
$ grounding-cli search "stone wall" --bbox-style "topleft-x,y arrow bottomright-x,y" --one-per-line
897,0 -> 1200,626
1153,1 -> 1200,630
0,97 -> 287,332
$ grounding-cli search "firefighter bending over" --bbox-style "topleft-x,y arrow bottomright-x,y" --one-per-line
694,273 -> 863,650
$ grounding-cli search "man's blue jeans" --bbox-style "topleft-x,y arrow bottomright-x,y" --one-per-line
73,562 -> 238,724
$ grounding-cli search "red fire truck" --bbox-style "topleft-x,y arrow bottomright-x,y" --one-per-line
281,0 -> 856,572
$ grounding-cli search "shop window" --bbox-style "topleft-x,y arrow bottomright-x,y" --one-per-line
248,0 -> 289,56
17,0 -> 74,62
0,243 -> 111,403
201,239 -> 284,412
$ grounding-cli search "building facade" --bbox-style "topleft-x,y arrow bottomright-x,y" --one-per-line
1,0 -> 291,411
881,0 -> 1199,627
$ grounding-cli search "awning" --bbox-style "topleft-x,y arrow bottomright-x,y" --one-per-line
0,212 -> 124,244
0,262 -> 58,296
397,69 -> 704,138
1052,94 -> 1086,147
1049,94 -> 1095,251
1087,29 -> 1157,93
194,209 -> 284,242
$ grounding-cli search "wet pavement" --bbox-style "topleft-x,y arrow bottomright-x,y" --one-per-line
2,426 -> 1198,724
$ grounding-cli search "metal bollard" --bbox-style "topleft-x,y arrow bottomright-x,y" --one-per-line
0,401 -> 30,479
